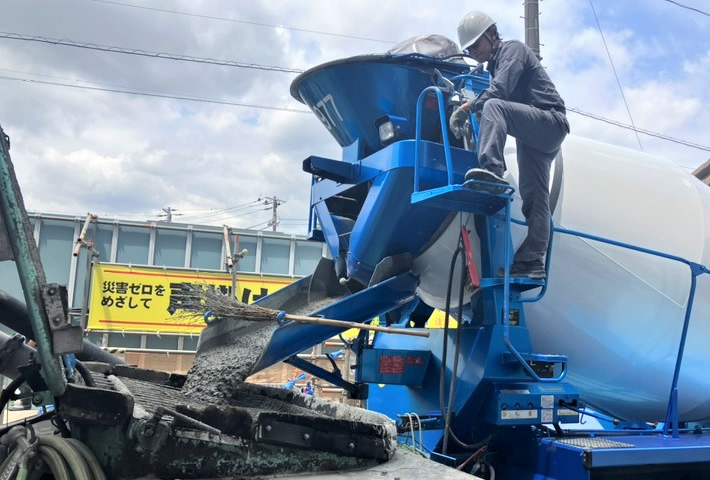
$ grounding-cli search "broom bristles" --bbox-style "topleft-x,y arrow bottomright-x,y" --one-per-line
174,283 -> 279,323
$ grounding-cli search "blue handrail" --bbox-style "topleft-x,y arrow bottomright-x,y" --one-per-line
414,86 -> 455,193
514,215 -> 709,437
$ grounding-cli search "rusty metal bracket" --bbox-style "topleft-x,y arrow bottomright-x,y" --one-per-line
41,284 -> 83,355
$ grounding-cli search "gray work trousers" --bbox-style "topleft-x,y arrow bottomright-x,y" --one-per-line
477,99 -> 569,264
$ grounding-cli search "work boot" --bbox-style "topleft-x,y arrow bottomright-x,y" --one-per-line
464,168 -> 509,194
497,260 -> 546,280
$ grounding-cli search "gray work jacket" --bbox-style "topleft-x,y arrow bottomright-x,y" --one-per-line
471,39 -> 566,116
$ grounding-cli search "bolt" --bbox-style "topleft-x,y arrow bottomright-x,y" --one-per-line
52,317 -> 62,325
143,425 -> 155,438
47,288 -> 56,295
348,442 -> 355,449
265,425 -> 272,432
303,433 -> 311,441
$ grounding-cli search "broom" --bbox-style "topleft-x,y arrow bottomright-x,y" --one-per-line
177,285 -> 429,338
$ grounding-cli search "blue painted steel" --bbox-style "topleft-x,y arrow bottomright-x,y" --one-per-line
286,355 -> 361,396
538,433 -> 710,469
308,140 -> 475,286
281,53 -> 710,476
290,54 -> 480,158
414,87 -> 456,188
250,272 -> 418,373
483,383 -> 579,426
363,322 -> 574,451
410,184 -> 511,216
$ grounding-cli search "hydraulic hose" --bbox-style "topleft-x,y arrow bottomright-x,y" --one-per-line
440,242 -> 463,454
0,429 -> 103,480
439,230 -> 494,454
36,444 -> 71,480
66,438 -> 106,480
73,360 -> 96,387
38,436 -> 92,479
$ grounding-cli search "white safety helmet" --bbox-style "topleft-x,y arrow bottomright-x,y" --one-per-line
457,11 -> 496,51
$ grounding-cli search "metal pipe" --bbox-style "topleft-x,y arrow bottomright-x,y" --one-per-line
0,290 -> 124,365
0,128 -> 66,395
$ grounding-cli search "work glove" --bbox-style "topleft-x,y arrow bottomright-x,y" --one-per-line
449,106 -> 469,140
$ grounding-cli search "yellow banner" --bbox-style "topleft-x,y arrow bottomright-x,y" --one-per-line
88,264 -> 293,334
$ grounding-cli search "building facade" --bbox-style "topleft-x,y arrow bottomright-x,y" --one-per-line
0,212 -> 326,355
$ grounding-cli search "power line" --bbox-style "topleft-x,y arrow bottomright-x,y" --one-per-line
589,0 -> 643,151
3,71 -> 708,154
244,219 -> 271,230
177,200 -> 266,221
663,0 -> 710,17
87,0 -> 395,44
182,207 -> 272,224
567,107 -> 710,152
0,74 -> 311,113
0,32 -> 304,74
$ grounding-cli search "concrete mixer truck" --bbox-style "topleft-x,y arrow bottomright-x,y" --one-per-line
1,34 -> 710,480
192,36 -> 710,479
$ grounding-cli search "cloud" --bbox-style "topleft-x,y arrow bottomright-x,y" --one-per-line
0,0 -> 707,235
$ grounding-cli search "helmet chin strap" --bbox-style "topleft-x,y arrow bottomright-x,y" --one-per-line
483,32 -> 500,61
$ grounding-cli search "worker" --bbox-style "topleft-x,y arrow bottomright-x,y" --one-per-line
449,11 -> 569,280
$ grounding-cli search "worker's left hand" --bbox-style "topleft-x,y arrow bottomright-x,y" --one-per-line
449,106 -> 469,139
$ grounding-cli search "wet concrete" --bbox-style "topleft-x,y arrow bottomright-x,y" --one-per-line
182,294 -> 343,404
182,321 -> 275,402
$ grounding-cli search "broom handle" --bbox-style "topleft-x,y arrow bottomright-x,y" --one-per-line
284,314 -> 429,338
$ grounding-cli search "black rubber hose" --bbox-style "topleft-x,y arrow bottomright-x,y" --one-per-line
0,289 -> 124,365
38,436 -> 92,480
66,438 -> 107,480
440,244 -> 462,454
36,444 -> 71,480
73,360 -> 96,387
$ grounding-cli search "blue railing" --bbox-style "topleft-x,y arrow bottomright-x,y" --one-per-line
413,85 -> 565,384
518,216 -> 709,437
412,79 -> 709,434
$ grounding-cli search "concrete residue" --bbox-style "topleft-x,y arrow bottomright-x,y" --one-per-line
182,294 -> 344,405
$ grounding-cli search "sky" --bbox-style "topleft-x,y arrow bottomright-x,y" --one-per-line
0,0 -> 708,234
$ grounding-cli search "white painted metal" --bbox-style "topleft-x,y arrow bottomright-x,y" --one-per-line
415,134 -> 710,422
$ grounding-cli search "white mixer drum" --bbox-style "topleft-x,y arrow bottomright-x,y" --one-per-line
415,134 -> 710,422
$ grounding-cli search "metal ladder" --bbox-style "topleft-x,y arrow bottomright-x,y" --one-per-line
410,84 -> 567,383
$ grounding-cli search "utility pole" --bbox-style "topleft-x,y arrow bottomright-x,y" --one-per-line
158,206 -> 181,223
266,196 -> 285,232
524,0 -> 541,59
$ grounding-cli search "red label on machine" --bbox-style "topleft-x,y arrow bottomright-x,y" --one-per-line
379,355 -> 405,375
379,355 -> 424,374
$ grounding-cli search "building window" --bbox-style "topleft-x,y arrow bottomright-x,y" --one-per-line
154,229 -> 187,268
145,335 -> 179,351
236,235 -> 257,272
190,232 -> 222,270
116,226 -> 150,265
92,225 -> 115,263
260,237 -> 290,275
294,240 -> 323,276
38,219 -> 74,285
107,332 -> 142,349
0,262 -> 23,300
85,331 -> 106,347
183,335 -> 199,352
